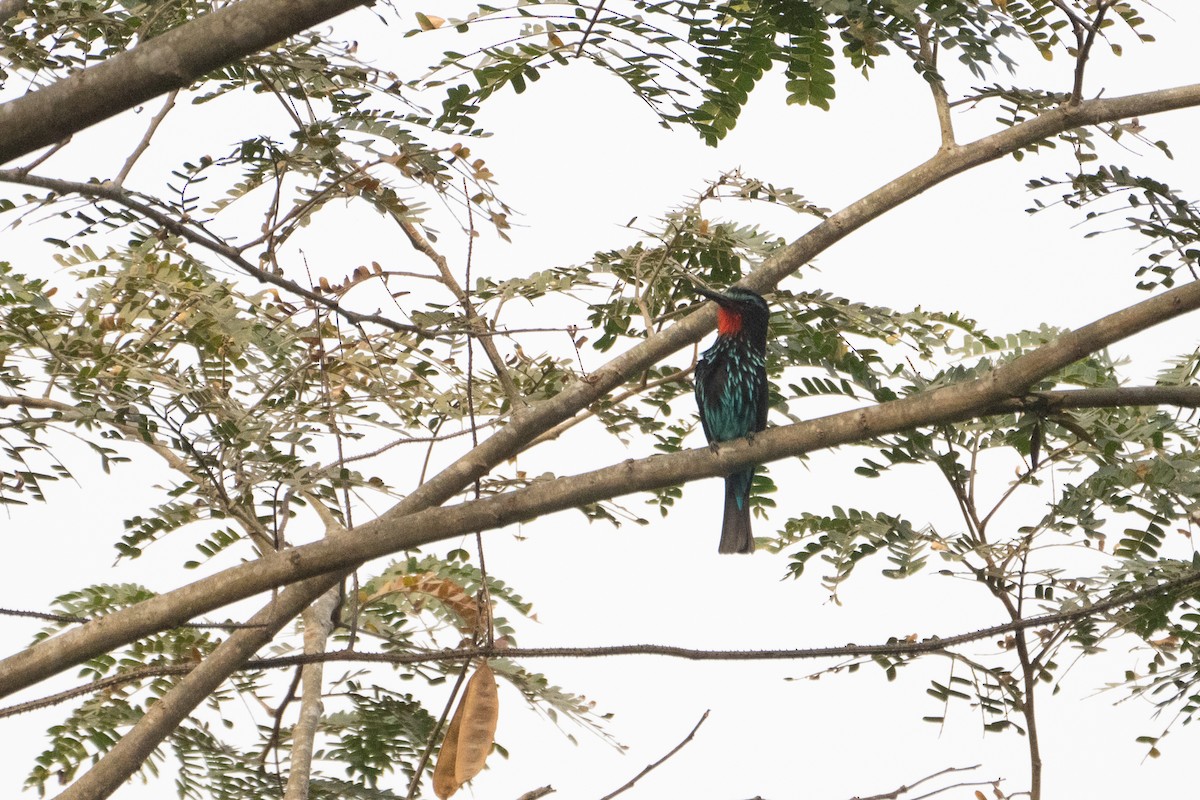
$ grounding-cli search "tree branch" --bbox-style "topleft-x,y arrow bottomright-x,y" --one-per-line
850,764 -> 983,800
0,0 -> 370,166
10,561 -> 1200,723
52,575 -> 335,800
395,215 -> 524,405
6,273 -> 1200,704
743,83 -> 1200,297
113,90 -> 178,186
0,170 -> 432,336
22,81 -> 1200,796
283,587 -> 340,800
598,710 -> 709,800
993,385 -> 1200,412
915,20 -> 955,150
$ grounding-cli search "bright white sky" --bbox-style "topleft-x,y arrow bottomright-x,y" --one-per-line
3,2 -> 1200,799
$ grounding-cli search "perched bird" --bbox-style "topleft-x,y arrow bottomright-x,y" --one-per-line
692,285 -> 770,554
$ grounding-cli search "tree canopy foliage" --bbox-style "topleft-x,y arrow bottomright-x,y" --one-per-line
2,1 -> 1200,798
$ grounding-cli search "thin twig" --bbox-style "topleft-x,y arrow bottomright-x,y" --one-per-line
0,664 -> 195,718
1071,1 -> 1110,103
516,788 -> 555,800
576,0 -> 608,56
598,710 -> 709,800
257,667 -> 303,767
13,137 -> 71,176
394,214 -> 525,405
1013,603 -> 1042,799
915,20 -> 955,149
0,606 -> 265,632
850,764 -> 982,800
113,90 -> 178,186
908,779 -> 1004,800
12,563 -> 1194,722
0,170 -> 431,337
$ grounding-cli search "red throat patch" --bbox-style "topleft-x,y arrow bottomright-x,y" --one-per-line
716,306 -> 743,335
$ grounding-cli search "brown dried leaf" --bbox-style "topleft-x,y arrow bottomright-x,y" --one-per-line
417,12 -> 446,30
362,573 -> 483,633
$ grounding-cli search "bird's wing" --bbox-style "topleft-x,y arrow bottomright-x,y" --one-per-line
755,363 -> 769,432
694,354 -> 721,443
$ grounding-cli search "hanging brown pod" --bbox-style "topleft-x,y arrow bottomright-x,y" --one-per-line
432,661 -> 500,799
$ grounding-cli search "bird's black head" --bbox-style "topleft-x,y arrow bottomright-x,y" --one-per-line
695,285 -> 770,343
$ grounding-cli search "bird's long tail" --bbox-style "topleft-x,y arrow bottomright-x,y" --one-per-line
719,468 -> 755,554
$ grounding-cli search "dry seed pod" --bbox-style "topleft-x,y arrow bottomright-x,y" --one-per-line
432,698 -> 464,800
431,661 -> 500,799
455,661 -> 500,783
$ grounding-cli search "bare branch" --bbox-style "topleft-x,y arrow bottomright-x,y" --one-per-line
517,788 -> 556,800
0,664 -> 193,719
113,90 -> 178,186
599,710 -> 709,800
0,605 -> 264,632
576,0 -> 608,57
0,0 -> 370,166
915,20 -> 956,150
850,764 -> 982,800
258,668 -> 303,768
247,562 -> 1200,661
1072,1 -> 1111,103
283,588 -> 340,800
1054,0 -> 1112,103
394,215 -> 525,406
993,385 -> 1200,411
10,562 -> 1200,723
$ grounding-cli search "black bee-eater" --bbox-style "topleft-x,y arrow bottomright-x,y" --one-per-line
693,285 -> 770,554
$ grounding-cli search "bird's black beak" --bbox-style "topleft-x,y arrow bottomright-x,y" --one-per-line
693,285 -> 726,304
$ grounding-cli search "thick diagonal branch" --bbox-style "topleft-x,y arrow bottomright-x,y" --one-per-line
11,277 -> 1200,710
0,0 -> 369,166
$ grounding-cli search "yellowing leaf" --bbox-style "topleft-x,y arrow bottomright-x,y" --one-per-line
416,13 -> 446,30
